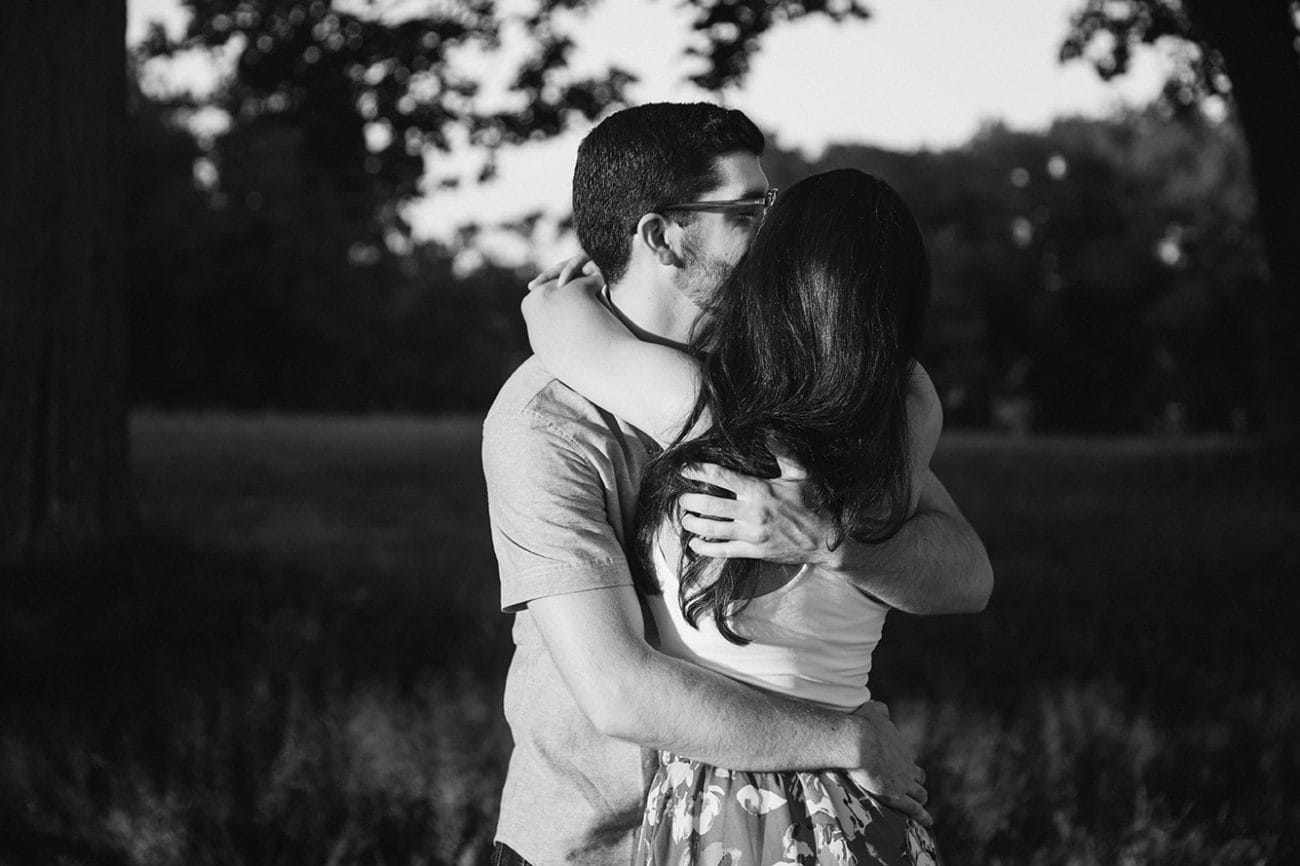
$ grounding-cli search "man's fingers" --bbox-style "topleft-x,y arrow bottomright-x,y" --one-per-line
681,513 -> 739,540
681,463 -> 762,498
878,793 -> 931,826
681,512 -> 754,540
908,781 -> 928,805
678,493 -> 740,519
771,449 -> 808,481
882,793 -> 934,828
852,700 -> 890,721
682,514 -> 766,544
915,766 -> 926,785
686,536 -> 760,560
846,769 -> 871,790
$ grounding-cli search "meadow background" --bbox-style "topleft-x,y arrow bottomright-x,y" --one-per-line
5,1 -> 1300,863
3,414 -> 1297,865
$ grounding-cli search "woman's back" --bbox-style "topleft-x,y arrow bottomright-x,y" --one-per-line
648,533 -> 889,713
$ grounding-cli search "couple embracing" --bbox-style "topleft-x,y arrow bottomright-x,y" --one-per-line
482,102 -> 993,866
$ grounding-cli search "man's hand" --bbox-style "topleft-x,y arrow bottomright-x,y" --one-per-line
848,701 -> 932,826
678,456 -> 841,566
677,364 -> 939,567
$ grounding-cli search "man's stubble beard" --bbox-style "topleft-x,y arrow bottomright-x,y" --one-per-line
678,229 -> 738,311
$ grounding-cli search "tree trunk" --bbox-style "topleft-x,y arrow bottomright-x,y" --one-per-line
1186,0 -> 1300,461
0,0 -> 131,566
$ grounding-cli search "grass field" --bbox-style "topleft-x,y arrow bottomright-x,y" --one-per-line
2,414 -> 1297,865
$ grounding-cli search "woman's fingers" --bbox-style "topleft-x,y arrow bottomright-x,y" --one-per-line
528,253 -> 592,289
564,274 -> 605,294
557,254 -> 593,286
527,261 -> 566,289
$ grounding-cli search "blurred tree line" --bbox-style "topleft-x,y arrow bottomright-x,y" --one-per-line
128,70 -> 1266,432
7,0 -> 1295,564
127,75 -> 530,412
763,110 -> 1265,434
124,0 -> 871,414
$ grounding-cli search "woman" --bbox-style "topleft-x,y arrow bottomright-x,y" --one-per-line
523,169 -> 943,865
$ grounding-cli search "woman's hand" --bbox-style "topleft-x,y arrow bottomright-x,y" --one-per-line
521,253 -> 607,350
521,272 -> 605,320
519,256 -> 701,442
522,253 -> 607,350
527,253 -> 602,290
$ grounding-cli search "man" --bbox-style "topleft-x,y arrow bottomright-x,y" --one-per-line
482,103 -> 992,865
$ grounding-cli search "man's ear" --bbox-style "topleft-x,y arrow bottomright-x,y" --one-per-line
635,213 -> 683,268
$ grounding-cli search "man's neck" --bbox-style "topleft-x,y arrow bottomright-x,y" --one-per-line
605,277 -> 695,348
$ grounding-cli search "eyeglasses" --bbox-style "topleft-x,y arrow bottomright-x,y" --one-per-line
661,187 -> 778,220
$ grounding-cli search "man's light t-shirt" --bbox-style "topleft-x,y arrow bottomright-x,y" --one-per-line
482,357 -> 659,865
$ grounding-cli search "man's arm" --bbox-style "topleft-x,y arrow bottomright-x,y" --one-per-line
482,407 -> 930,822
825,469 -> 993,614
527,581 -> 929,821
677,464 -> 993,615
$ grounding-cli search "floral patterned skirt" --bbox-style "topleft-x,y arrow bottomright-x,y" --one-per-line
633,753 -> 943,866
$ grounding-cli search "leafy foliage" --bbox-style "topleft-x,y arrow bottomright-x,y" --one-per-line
724,109 -> 1265,433
124,0 -> 890,413
1059,0 -> 1231,111
682,0 -> 871,90
1059,0 -> 1300,453
143,0 -> 637,183
127,75 -> 1266,427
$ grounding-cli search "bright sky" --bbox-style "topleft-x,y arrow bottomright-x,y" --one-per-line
128,0 -> 1172,264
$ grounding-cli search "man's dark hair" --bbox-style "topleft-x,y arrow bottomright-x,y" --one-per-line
573,103 -> 765,286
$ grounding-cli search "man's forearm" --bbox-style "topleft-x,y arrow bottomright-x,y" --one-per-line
530,583 -> 882,773
599,642 -> 869,772
828,470 -> 993,614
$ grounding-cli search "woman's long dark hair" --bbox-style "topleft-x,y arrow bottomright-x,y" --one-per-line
633,169 -> 931,645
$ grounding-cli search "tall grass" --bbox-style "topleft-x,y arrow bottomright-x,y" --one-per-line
2,417 -> 1296,864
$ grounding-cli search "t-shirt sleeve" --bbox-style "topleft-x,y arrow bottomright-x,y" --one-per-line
482,408 -> 634,612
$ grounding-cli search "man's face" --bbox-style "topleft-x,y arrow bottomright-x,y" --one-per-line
674,151 -> 769,309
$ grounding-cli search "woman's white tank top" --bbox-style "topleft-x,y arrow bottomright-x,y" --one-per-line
648,537 -> 890,712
